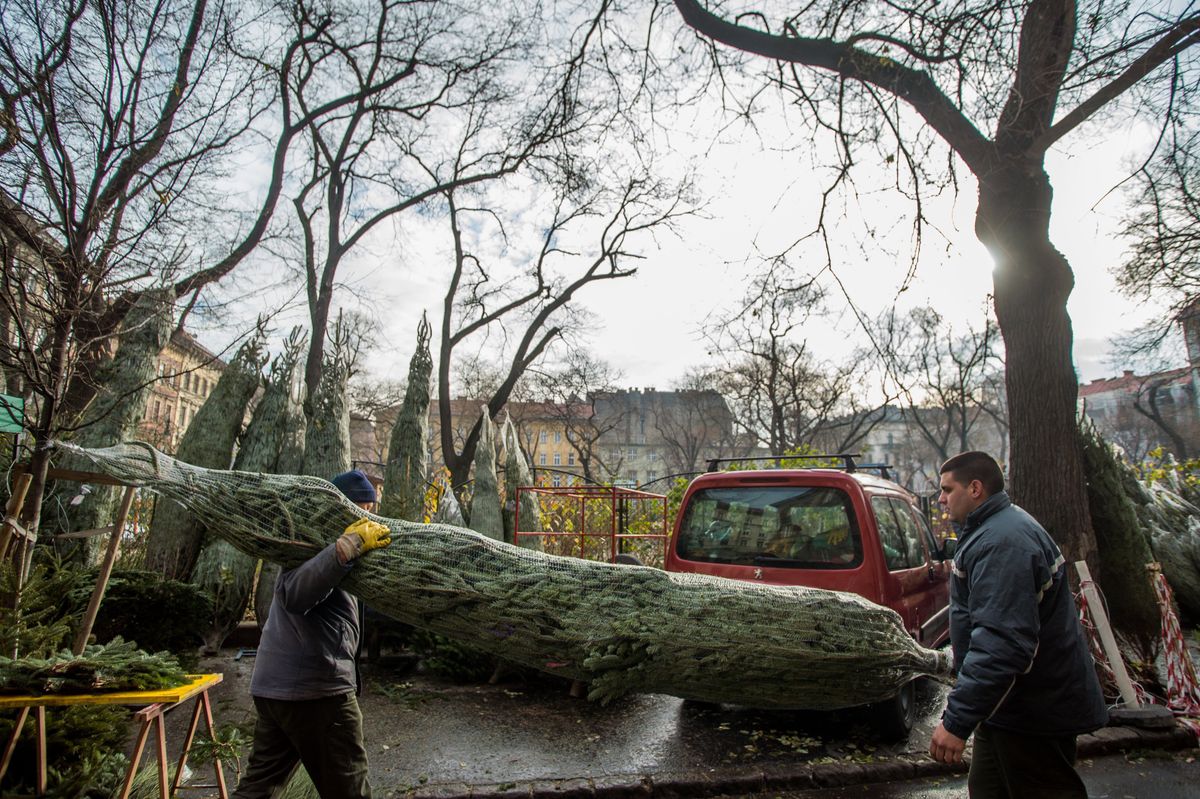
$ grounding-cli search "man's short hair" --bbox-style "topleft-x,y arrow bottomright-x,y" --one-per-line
939,451 -> 1004,496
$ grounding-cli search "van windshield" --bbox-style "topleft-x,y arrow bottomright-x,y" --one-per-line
676,486 -> 862,569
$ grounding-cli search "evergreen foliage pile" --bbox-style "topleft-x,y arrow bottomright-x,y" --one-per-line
83,569 -> 213,658
1134,457 -> 1200,621
0,637 -> 188,695
1078,419 -> 1160,640
63,442 -> 951,710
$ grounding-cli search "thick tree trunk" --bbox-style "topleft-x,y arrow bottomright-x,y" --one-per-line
976,163 -> 1097,569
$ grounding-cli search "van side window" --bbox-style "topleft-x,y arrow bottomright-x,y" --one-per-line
871,497 -> 922,571
889,499 -> 928,567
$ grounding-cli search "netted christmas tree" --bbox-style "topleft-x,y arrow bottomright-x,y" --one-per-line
380,316 -> 432,522
63,441 -> 951,710
302,317 -> 357,479
1078,418 -> 1160,642
1134,451 -> 1200,621
502,415 -> 541,548
469,408 -> 503,541
253,329 -> 309,626
50,288 -> 174,561
191,330 -> 307,651
144,330 -> 266,581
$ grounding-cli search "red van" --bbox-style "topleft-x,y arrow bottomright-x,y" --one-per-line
663,458 -> 954,737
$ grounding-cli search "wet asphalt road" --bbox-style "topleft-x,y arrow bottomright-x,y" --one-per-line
196,650 -> 955,795
176,650 -> 1197,799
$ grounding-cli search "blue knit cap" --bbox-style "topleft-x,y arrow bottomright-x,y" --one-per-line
332,469 -> 377,504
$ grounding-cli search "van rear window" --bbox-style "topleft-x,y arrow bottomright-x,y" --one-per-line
676,486 -> 862,569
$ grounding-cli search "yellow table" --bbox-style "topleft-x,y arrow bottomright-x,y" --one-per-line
0,673 -> 228,799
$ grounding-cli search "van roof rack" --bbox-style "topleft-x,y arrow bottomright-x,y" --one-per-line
704,454 -> 860,473
854,462 -> 893,481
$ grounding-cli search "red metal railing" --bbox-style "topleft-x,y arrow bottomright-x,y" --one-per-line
514,484 -> 669,567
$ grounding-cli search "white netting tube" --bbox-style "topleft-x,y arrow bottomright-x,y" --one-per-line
60,441 -> 952,709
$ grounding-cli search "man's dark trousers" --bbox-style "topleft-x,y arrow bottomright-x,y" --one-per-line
967,724 -> 1087,798
232,693 -> 371,799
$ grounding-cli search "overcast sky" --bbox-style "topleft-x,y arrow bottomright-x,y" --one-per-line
200,61 -> 1166,396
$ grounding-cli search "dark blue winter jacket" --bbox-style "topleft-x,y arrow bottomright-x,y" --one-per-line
941,492 -> 1108,739
250,542 -> 359,701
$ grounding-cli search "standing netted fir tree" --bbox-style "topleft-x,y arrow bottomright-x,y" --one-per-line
1078,419 -> 1160,644
191,329 -> 306,651
469,408 -> 503,541
144,330 -> 267,581
503,415 -> 541,547
302,318 -> 358,479
380,316 -> 432,522
50,288 -> 175,561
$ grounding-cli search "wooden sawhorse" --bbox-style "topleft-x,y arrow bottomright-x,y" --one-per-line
0,673 -> 229,799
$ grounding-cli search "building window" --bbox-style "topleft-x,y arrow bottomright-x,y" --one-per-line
153,400 -> 162,420
554,431 -> 562,443
552,475 -> 562,487
539,453 -> 547,465
568,453 -> 575,466
554,453 -> 561,466
539,430 -> 548,443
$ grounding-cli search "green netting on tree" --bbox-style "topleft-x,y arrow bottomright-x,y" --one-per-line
302,329 -> 354,479
52,288 -> 174,559
60,441 -> 950,709
146,330 -> 266,581
381,315 -> 432,523
502,415 -> 541,549
1136,476 -> 1200,621
470,408 -> 503,541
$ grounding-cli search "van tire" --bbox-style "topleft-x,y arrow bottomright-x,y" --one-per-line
872,680 -> 916,740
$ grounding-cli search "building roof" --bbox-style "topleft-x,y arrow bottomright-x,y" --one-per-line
1078,366 -> 1192,398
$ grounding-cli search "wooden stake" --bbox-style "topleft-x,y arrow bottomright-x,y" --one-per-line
73,485 -> 137,655
1075,560 -> 1140,707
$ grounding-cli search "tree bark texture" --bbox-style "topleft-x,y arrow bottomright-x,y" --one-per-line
976,164 -> 1095,568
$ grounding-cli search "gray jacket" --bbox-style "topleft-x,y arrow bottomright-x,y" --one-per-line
250,543 -> 359,701
942,492 -> 1108,739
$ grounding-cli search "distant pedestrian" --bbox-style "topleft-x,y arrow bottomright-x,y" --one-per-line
928,451 -> 1108,798
232,469 -> 390,799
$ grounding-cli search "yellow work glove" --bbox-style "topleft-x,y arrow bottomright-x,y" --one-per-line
335,517 -> 392,563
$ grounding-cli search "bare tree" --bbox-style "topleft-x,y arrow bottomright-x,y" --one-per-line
708,265 -> 890,454
276,0 -> 620,418
530,349 -> 628,484
653,369 -> 741,474
1119,130 -> 1200,322
0,0 -> 403,537
870,305 -> 1007,462
436,176 -> 694,496
672,0 -> 1200,564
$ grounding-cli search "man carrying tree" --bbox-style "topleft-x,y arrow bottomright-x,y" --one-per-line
929,451 -> 1108,798
233,470 -> 390,799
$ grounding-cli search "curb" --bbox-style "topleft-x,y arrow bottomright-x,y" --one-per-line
401,723 -> 1197,799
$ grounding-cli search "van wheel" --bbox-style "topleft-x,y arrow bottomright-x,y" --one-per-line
872,680 -> 916,740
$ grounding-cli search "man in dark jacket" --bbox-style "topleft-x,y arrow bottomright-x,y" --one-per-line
928,451 -> 1108,798
233,470 -> 390,799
